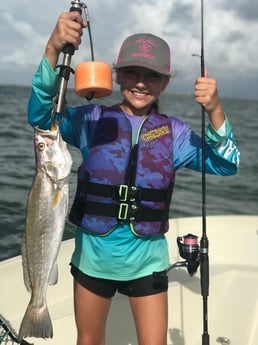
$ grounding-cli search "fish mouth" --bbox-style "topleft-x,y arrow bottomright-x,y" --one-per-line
34,126 -> 59,142
34,126 -> 58,134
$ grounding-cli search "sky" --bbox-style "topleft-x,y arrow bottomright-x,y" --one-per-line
0,0 -> 257,100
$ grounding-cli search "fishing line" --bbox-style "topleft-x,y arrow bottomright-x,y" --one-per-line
84,5 -> 94,62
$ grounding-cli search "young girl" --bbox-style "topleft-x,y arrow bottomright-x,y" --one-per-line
28,11 -> 240,345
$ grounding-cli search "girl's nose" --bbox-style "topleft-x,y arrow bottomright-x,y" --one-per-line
135,72 -> 148,85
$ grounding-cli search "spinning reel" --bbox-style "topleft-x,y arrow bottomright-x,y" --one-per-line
153,233 -> 200,289
169,233 -> 200,276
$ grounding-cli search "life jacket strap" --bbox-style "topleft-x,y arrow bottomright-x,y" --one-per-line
83,201 -> 170,222
77,173 -> 173,223
78,179 -> 171,203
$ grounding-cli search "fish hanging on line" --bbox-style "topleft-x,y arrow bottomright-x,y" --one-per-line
18,124 -> 72,341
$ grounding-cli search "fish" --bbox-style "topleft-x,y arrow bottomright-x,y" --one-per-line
18,124 -> 72,341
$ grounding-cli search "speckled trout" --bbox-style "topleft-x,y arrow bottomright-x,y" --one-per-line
18,125 -> 72,341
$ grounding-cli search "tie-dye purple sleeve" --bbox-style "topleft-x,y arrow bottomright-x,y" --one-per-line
171,117 -> 239,176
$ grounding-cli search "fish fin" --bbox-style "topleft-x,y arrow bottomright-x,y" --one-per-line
48,262 -> 58,286
18,302 -> 53,341
52,188 -> 63,208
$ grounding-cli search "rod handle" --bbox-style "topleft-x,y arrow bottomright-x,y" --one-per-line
202,333 -> 210,345
200,236 -> 209,297
62,3 -> 83,55
200,255 -> 209,297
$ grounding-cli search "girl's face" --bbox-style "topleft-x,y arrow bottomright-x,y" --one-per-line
116,66 -> 169,116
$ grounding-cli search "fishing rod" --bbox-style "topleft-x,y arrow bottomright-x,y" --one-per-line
186,0 -> 209,343
199,0 -> 210,344
53,0 -> 112,119
161,2 -> 209,343
54,0 -> 87,116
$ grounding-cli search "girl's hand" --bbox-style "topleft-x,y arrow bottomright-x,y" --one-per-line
45,12 -> 87,69
195,68 -> 225,130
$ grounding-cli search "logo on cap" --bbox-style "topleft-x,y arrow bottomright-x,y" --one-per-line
131,39 -> 157,62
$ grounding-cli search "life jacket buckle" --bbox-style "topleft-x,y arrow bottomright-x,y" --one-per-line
119,185 -> 128,202
119,184 -> 139,202
118,203 -> 128,220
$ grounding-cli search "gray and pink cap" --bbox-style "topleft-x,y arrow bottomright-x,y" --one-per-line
113,33 -> 171,76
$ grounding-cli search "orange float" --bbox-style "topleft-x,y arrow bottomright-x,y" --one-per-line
74,61 -> 113,99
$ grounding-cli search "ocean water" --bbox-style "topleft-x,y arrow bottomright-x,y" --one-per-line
0,85 -> 257,261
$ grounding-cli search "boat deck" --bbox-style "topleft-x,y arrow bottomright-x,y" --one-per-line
1,215 -> 258,344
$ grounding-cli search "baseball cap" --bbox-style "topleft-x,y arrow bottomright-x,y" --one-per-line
113,33 -> 171,76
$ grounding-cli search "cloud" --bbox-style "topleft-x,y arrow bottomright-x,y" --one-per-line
0,0 -> 257,100
1,13 -> 46,65
217,0 -> 258,22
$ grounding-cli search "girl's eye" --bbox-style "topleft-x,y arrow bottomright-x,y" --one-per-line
121,68 -> 164,82
148,73 -> 162,80
123,69 -> 138,77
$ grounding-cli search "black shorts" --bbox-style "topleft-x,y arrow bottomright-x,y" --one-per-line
70,265 -> 168,298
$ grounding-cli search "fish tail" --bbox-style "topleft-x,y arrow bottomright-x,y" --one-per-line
18,303 -> 53,341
